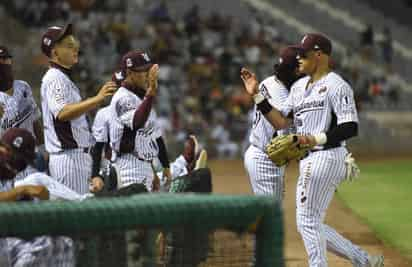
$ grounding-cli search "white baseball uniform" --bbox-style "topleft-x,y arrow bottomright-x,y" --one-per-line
0,180 -> 13,267
244,76 -> 290,202
92,106 -> 111,145
110,87 -> 162,191
92,106 -> 114,172
156,155 -> 189,187
41,67 -> 93,194
0,80 -> 41,137
281,72 -> 369,267
9,165 -> 83,267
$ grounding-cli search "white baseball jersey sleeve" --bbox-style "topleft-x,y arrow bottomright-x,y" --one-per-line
0,80 -> 40,138
157,155 -> 189,183
41,68 -> 93,153
92,106 -> 111,143
110,87 -> 161,161
249,75 -> 290,150
14,170 -> 88,201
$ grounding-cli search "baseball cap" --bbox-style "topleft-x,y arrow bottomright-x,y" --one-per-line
1,128 -> 36,163
41,23 -> 73,57
0,46 -> 12,58
298,33 -> 332,55
277,45 -> 302,71
120,51 -> 153,72
112,69 -> 125,87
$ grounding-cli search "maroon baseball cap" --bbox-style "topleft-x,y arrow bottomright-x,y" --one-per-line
112,69 -> 125,87
120,51 -> 153,72
278,45 -> 302,70
298,33 -> 332,55
41,24 -> 73,57
0,46 -> 12,58
1,128 -> 36,163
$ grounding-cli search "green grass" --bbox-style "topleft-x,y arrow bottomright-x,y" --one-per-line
337,159 -> 412,258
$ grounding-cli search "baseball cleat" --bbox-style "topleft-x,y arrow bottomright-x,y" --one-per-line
367,255 -> 384,267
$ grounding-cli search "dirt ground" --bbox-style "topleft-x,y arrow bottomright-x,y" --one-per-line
209,159 -> 412,267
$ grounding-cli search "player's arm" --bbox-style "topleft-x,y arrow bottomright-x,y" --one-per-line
33,119 -> 44,146
132,64 -> 158,129
0,185 -> 49,201
118,65 -> 159,130
241,68 -> 289,129
156,136 -> 171,179
56,81 -> 117,121
90,142 -> 105,178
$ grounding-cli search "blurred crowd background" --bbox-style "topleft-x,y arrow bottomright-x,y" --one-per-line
1,0 -> 411,158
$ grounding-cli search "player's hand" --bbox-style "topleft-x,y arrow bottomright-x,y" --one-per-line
146,64 -> 159,97
297,135 -> 317,147
152,173 -> 161,192
0,104 -> 4,118
97,81 -> 117,101
19,185 -> 50,200
240,67 -> 259,96
90,177 -> 105,193
163,168 -> 172,188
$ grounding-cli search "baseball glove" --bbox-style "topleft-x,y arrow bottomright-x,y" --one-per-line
266,134 -> 312,166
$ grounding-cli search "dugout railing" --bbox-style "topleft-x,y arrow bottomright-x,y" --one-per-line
0,194 -> 283,267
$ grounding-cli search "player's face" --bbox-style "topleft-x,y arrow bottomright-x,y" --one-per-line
128,70 -> 149,89
53,35 -> 80,67
298,50 -> 320,75
0,144 -> 17,180
0,58 -> 12,65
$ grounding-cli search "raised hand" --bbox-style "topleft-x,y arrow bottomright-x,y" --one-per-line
240,67 -> 259,96
146,64 -> 159,97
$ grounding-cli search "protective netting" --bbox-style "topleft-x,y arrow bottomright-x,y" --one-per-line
0,194 -> 283,267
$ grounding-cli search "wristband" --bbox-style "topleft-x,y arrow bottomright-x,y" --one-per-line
253,93 -> 265,104
314,133 -> 327,145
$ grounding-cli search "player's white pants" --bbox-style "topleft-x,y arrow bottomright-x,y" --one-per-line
296,147 -> 369,267
49,150 -> 92,194
114,154 -> 153,191
244,145 -> 285,202
7,236 -> 53,267
0,239 -> 11,267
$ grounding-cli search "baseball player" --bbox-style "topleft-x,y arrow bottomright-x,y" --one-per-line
156,135 -> 208,190
40,24 -> 117,194
109,50 -> 171,191
241,33 -> 383,267
0,127 -> 97,267
0,45 -> 46,173
244,46 -> 302,202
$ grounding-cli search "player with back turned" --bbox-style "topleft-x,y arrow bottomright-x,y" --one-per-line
244,46 -> 302,202
241,33 -> 384,267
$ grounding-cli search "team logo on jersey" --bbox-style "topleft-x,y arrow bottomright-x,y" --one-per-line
318,86 -> 327,94
12,137 -> 23,148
